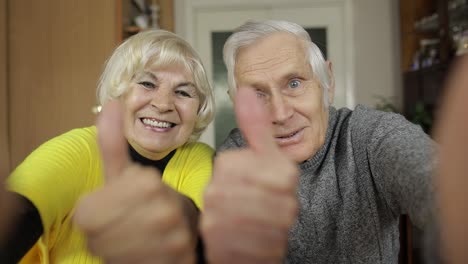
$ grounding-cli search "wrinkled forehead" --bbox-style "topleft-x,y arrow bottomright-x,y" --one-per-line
241,32 -> 306,55
235,33 -> 310,78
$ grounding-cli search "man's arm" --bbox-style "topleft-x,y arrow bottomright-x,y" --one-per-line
202,88 -> 299,264
434,55 -> 468,263
366,113 -> 437,229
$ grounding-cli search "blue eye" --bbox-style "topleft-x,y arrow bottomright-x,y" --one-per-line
139,81 -> 155,89
288,79 -> 301,89
255,89 -> 267,98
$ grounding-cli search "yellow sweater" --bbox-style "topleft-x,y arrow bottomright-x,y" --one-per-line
7,126 -> 213,263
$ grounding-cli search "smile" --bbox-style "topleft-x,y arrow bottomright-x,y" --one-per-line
274,128 -> 304,146
276,130 -> 300,139
140,118 -> 176,129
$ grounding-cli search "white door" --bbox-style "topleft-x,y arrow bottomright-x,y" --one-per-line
175,0 -> 355,148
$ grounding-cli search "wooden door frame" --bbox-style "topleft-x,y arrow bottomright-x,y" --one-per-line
0,0 -> 10,176
174,0 -> 356,147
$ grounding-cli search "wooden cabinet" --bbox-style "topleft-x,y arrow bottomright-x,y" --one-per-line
0,0 -> 9,177
400,1 -> 467,263
2,0 -> 119,169
403,63 -> 449,133
120,0 -> 174,39
401,0 -> 467,126
0,0 -> 174,174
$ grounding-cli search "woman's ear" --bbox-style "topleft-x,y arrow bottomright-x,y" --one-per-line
326,60 -> 335,105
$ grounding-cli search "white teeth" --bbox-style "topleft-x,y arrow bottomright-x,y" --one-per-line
142,118 -> 172,128
277,131 -> 297,139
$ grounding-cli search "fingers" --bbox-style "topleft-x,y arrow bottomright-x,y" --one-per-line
204,87 -> 300,263
234,87 -> 277,154
96,100 -> 130,182
74,166 -> 163,233
203,182 -> 298,229
79,175 -> 192,263
212,150 -> 298,193
202,217 -> 287,263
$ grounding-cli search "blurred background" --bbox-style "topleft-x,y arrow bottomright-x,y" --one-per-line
0,1 -> 466,263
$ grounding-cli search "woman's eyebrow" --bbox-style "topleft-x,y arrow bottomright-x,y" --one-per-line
141,71 -> 158,81
177,81 -> 196,88
133,71 -> 158,81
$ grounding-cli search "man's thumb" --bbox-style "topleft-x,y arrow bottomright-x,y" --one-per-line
234,87 -> 277,154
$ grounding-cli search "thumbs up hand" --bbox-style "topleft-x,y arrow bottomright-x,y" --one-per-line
74,101 -> 196,264
435,55 -> 468,264
201,88 -> 299,264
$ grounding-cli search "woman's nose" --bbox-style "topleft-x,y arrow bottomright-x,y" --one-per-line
151,89 -> 174,112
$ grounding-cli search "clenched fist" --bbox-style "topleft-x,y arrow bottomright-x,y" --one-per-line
74,101 -> 196,264
202,88 -> 299,264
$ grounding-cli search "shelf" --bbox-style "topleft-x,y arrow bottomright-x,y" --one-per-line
449,2 -> 468,32
404,61 -> 449,74
414,13 -> 439,33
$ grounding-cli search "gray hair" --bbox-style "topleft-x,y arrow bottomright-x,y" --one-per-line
223,19 -> 332,106
97,29 -> 215,141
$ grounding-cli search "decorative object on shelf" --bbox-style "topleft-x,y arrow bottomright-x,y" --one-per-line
449,0 -> 468,43
414,13 -> 439,33
150,2 -> 160,29
411,39 -> 441,70
123,0 -> 162,38
132,0 -> 151,29
455,30 -> 468,55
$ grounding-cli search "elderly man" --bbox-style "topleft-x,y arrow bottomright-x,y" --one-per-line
202,19 -> 436,263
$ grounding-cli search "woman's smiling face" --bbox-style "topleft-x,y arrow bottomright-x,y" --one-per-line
122,64 -> 200,160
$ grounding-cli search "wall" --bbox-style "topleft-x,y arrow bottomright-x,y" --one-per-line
353,0 -> 402,109
176,0 -> 401,111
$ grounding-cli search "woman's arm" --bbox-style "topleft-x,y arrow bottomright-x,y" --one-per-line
0,193 -> 43,263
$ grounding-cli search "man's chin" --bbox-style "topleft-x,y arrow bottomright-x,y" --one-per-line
280,146 -> 318,164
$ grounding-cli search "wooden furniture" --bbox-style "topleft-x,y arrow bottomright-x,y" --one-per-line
401,0 -> 467,127
120,0 -> 174,39
0,0 -> 174,174
399,0 -> 467,263
2,0 -> 119,170
0,0 -> 9,178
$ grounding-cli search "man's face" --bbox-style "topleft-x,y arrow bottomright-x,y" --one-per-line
235,32 -> 330,163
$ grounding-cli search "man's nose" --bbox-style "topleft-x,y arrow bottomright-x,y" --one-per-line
270,94 -> 293,125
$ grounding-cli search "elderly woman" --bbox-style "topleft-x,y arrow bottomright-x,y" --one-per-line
1,29 -> 214,263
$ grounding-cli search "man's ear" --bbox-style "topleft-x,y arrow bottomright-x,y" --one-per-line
326,60 -> 335,105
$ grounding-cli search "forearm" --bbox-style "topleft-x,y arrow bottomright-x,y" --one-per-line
177,193 -> 206,264
0,189 -> 15,242
0,192 -> 43,263
177,193 -> 200,242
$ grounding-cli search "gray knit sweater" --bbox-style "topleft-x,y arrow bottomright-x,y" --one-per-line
217,105 -> 436,263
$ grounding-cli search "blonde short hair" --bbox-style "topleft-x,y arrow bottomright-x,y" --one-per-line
97,29 -> 214,141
